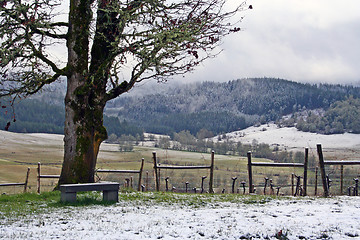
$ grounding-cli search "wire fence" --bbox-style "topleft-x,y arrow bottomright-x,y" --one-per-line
2,146 -> 359,196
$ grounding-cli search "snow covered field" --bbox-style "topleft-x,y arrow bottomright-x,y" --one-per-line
220,124 -> 360,151
1,194 -> 360,239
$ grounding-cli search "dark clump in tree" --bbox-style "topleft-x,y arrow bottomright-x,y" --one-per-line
0,0 -> 251,185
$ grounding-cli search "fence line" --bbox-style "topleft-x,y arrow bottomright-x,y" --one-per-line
37,162 -> 60,193
0,168 -> 30,193
247,148 -> 309,196
37,159 -> 145,193
153,151 -> 215,193
96,158 -> 145,191
14,145 -> 359,197
317,144 -> 360,197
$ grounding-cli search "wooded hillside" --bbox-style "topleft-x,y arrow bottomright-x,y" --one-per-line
2,78 -> 359,137
109,78 -> 360,135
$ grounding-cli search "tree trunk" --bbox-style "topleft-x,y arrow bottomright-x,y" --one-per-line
58,78 -> 107,185
58,0 -> 107,185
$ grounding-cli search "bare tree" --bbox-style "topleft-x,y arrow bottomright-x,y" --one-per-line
0,0 -> 251,185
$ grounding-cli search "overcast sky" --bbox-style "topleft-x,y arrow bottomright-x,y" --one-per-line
177,0 -> 360,85
55,0 -> 360,86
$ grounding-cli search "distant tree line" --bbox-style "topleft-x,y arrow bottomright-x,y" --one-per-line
134,111 -> 250,136
0,98 -> 143,138
0,98 -> 64,134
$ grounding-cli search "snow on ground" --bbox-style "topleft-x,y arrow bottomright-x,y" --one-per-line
1,195 -> 360,239
218,124 -> 360,151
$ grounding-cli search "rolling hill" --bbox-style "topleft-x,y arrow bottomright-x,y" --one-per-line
1,77 -> 359,137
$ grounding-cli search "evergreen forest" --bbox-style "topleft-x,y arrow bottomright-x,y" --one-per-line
1,78 -> 359,139
110,78 -> 360,136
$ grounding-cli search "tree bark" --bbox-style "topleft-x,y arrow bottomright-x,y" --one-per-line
58,0 -> 107,185
59,93 -> 107,184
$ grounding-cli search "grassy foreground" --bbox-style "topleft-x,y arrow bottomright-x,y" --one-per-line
0,191 -> 287,221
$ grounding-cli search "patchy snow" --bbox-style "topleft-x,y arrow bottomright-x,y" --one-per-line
1,195 -> 360,239
216,124 -> 360,151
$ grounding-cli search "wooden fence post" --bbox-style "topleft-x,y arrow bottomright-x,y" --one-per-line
153,151 -> 160,191
37,162 -> 41,194
146,171 -> 149,191
209,150 -> 215,193
247,151 -> 253,194
137,158 -> 145,191
23,167 -> 30,193
303,148 -> 308,196
340,165 -> 344,195
291,173 -> 295,196
315,166 -> 318,196
317,144 -> 329,197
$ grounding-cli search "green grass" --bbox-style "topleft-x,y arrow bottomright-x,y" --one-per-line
0,190 -> 290,222
0,191 -> 60,222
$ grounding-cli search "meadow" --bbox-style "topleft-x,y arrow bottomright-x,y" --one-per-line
1,130 -> 310,195
1,127 -> 359,196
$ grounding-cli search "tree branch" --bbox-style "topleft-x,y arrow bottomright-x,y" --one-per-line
30,27 -> 68,40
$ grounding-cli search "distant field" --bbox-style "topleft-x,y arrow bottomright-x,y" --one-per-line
1,130 -> 359,195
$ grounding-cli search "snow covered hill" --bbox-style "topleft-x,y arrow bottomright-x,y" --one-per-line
216,123 -> 360,151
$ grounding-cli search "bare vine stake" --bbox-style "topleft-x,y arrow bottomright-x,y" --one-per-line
201,176 -> 207,193
354,178 -> 359,196
294,175 -> 301,197
125,178 -> 130,188
165,177 -> 169,192
240,181 -> 246,194
231,177 -> 237,194
264,177 -> 269,195
185,182 -> 189,193
276,186 -> 281,196
269,179 -> 274,195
